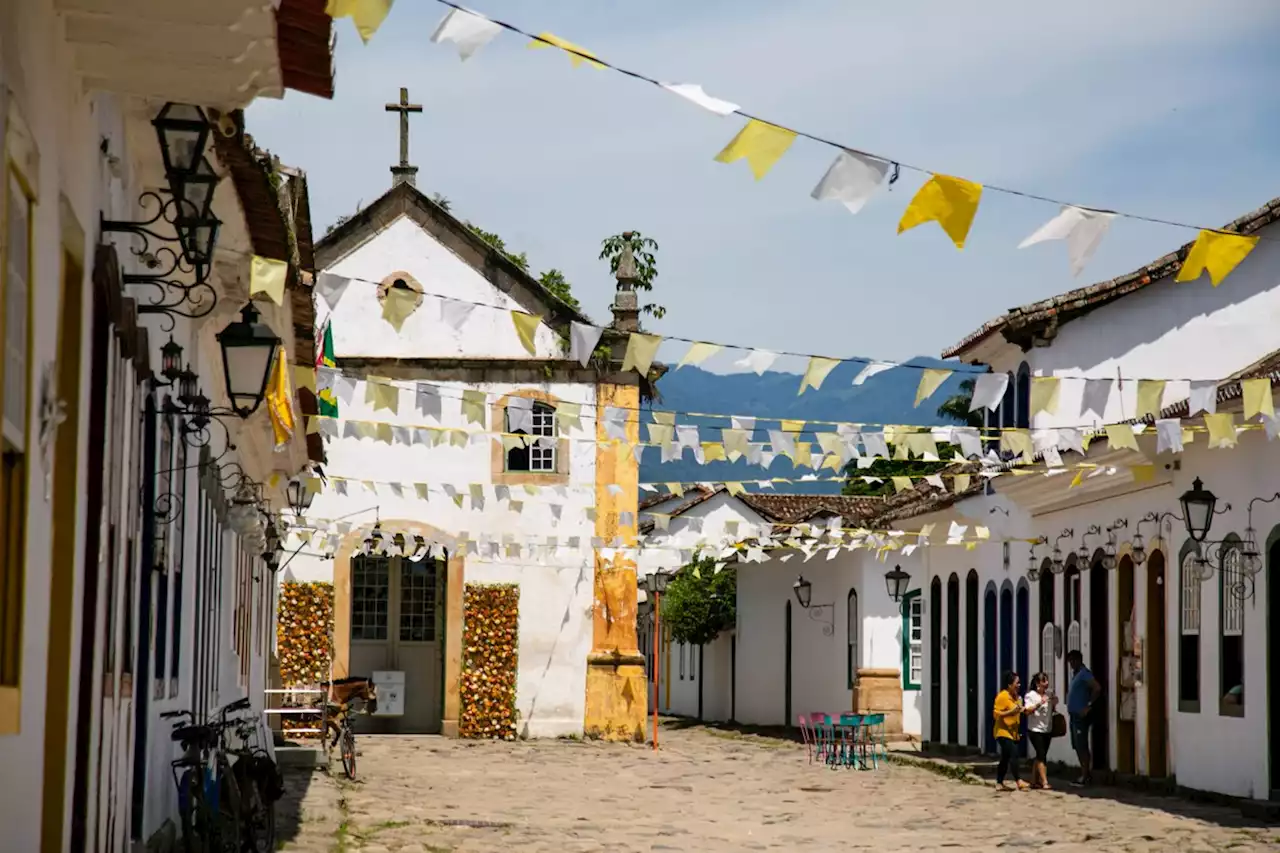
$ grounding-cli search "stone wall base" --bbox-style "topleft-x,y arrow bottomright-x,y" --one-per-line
852,667 -> 903,734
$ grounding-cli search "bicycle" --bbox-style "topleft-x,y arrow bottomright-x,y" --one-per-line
327,700 -> 359,780
166,697 -> 282,853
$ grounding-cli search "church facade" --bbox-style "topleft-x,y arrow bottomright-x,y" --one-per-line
287,167 -> 650,740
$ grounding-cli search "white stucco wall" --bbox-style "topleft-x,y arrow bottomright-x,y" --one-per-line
969,222 -> 1280,432
733,549 -> 924,734
323,215 -> 568,360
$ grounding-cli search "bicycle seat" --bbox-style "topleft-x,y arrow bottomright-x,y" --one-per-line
171,724 -> 217,748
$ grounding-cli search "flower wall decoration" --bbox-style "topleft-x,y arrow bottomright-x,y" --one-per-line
459,583 -> 520,740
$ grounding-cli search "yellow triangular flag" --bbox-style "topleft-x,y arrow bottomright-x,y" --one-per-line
326,0 -> 393,43
666,482 -> 684,497
892,476 -> 914,494
1204,413 -> 1238,448
621,332 -> 662,374
1241,378 -> 1274,421
1174,230 -> 1260,287
511,311 -> 542,357
1104,424 -> 1139,451
953,473 -> 971,493
556,402 -> 581,433
678,342 -> 721,369
306,417 -> 319,435
822,453 -> 843,471
1069,469 -> 1085,489
1030,377 -> 1060,415
914,368 -> 952,407
799,356 -> 841,395
726,481 -> 746,496
714,119 -> 797,181
292,365 -> 317,394
265,349 -> 294,449
365,378 -> 399,414
375,423 -> 393,443
702,442 -> 727,463
382,287 -> 418,333
461,389 -> 486,425
792,442 -> 813,468
1001,428 -> 1034,462
781,419 -> 805,433
528,32 -> 605,68
1136,380 -> 1166,420
249,255 -> 289,306
897,174 -> 983,249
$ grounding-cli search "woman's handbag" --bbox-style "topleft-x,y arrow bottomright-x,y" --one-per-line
1051,712 -> 1067,738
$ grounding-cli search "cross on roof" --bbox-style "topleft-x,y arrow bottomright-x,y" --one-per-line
385,86 -> 423,187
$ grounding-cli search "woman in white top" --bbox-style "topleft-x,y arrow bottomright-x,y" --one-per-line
1023,671 -> 1056,790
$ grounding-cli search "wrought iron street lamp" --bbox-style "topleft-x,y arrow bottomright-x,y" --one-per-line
153,102 -> 211,176
884,565 -> 911,604
1050,528 -> 1074,574
216,302 -> 281,418
793,574 -> 835,636
1179,477 -> 1218,543
287,477 -> 315,518
792,575 -> 813,609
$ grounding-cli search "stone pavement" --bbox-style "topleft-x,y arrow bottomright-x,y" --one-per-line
275,724 -> 1280,852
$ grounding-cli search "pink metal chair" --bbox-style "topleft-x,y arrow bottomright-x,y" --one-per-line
796,714 -> 815,763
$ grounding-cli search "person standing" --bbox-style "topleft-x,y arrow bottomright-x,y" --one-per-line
1066,649 -> 1102,786
1023,671 -> 1056,789
992,670 -> 1028,791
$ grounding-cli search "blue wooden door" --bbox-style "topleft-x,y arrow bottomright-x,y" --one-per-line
1015,582 -> 1030,757
983,585 -> 997,754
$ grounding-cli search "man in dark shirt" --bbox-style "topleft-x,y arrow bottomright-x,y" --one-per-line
1066,649 -> 1102,786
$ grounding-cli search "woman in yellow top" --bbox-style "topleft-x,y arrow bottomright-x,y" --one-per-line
993,670 -> 1028,791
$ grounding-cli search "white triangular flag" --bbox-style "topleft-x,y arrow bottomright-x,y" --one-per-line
430,7 -> 502,61
604,406 -> 629,441
852,362 -> 894,386
734,349 -> 777,375
441,300 -> 476,331
1188,380 -> 1217,416
1081,378 -> 1113,419
506,396 -> 534,432
1155,418 -> 1184,455
569,321 -> 604,367
316,273 -> 351,311
970,373 -> 1009,412
810,150 -> 890,215
659,82 -> 739,116
730,416 -> 756,433
416,383 -> 442,419
1018,206 -> 1116,277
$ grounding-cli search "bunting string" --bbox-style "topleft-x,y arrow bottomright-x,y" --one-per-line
336,0 -> 1280,283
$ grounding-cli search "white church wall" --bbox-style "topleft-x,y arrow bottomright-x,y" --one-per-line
323,216 -> 569,360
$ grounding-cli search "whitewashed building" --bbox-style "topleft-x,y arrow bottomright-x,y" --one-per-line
913,196 -> 1280,801
287,156 -> 653,740
0,1 -> 334,850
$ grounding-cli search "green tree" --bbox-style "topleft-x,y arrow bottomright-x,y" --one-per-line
599,231 -> 666,319
841,443 -> 956,497
538,268 -> 580,311
466,223 -> 530,271
936,377 -> 983,428
659,558 -> 736,646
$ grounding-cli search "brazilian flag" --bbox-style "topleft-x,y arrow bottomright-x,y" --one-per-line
317,321 -> 339,417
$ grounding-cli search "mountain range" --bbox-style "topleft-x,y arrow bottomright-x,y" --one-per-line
640,357 -> 976,494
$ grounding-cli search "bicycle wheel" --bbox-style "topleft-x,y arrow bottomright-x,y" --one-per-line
177,769 -> 202,853
341,726 -> 357,780
237,759 -> 277,853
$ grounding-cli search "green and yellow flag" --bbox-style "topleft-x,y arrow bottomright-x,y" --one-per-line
317,321 -> 339,417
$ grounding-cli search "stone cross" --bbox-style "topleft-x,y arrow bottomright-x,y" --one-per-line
385,86 -> 423,187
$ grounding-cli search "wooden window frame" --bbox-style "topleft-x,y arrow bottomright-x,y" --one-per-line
1178,543 -> 1202,713
1218,542 -> 1244,718
846,589 -> 859,689
901,590 -> 923,690
0,154 -> 36,734
490,390 -> 569,486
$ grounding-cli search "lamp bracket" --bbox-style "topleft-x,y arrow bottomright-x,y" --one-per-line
806,603 -> 835,637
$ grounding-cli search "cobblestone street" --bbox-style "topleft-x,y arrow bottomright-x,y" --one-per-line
276,724 -> 1280,852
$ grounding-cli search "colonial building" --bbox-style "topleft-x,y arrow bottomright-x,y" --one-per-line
285,106 -> 652,740
0,1 -> 333,850
910,196 -> 1280,801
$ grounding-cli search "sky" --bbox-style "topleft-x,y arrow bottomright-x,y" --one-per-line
246,0 -> 1280,373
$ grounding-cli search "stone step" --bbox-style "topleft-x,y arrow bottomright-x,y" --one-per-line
275,745 -> 323,769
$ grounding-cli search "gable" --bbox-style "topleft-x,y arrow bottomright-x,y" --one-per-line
315,182 -> 590,361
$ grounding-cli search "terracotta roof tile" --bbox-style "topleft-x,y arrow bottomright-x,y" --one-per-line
735,493 -> 885,525
942,196 -> 1280,359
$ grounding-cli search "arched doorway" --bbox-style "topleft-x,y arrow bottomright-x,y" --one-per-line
930,577 -> 943,744
1146,550 -> 1168,778
1038,560 -> 1056,690
1015,580 -> 1030,756
946,574 -> 960,744
1116,554 -> 1136,774
999,582 -> 1014,684
965,571 -> 979,748
983,583 -> 998,753
1089,554 -> 1110,771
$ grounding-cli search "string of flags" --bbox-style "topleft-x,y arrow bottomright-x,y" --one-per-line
310,270 -> 1279,421
324,0 -> 1267,286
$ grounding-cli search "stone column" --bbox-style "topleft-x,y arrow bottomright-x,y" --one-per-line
853,667 -> 904,735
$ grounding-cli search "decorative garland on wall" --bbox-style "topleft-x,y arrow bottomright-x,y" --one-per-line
459,583 -> 520,740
